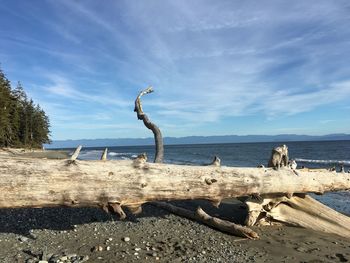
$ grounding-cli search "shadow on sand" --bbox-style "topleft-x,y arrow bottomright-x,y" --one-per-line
0,199 -> 248,237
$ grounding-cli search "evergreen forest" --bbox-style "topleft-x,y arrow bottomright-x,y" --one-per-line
0,66 -> 50,148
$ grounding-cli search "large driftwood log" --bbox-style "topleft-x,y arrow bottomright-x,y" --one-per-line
0,157 -> 349,210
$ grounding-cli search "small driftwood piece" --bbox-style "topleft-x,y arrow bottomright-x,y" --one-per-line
134,86 -> 163,163
102,202 -> 126,219
70,145 -> 82,161
101,148 -> 108,161
208,156 -> 221,166
66,145 -> 82,165
152,202 -> 259,239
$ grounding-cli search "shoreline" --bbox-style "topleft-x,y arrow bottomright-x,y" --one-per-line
0,147 -> 70,159
45,138 -> 350,149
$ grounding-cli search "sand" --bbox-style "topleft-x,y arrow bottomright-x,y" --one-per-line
0,148 -> 70,159
0,200 -> 349,263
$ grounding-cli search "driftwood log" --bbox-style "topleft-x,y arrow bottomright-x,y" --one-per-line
0,156 -> 349,208
151,201 -> 259,239
1,155 -> 349,239
1,156 -> 349,237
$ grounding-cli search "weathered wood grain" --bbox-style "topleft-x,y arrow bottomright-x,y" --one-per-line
0,157 -> 349,209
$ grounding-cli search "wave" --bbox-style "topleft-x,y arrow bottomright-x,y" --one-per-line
76,150 -> 103,160
72,150 -> 137,160
295,158 -> 350,165
109,152 -> 136,156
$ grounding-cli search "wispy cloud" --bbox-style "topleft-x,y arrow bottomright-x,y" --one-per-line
43,73 -> 132,108
258,81 -> 350,117
1,0 -> 350,139
319,119 -> 336,124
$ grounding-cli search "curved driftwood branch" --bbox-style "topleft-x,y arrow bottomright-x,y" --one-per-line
134,86 -> 164,163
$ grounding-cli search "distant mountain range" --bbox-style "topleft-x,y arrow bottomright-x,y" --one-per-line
45,133 -> 350,149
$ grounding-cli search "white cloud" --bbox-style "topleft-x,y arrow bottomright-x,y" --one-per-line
259,81 -> 350,117
43,73 -> 132,108
3,0 -> 350,138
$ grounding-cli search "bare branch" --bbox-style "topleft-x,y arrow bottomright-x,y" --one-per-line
134,86 -> 164,163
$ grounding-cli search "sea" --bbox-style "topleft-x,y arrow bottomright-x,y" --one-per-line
65,140 -> 350,215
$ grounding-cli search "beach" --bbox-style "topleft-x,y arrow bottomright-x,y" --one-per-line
0,145 -> 349,262
2,1 -> 350,261
0,148 -> 70,160
0,200 -> 349,263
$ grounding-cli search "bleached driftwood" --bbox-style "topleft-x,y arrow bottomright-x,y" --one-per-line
152,201 -> 259,239
0,157 -> 349,210
70,145 -> 82,161
2,155 -> 349,236
243,194 -> 350,238
101,148 -> 108,161
134,86 -> 164,163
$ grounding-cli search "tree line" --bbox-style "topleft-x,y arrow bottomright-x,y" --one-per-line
0,66 -> 50,148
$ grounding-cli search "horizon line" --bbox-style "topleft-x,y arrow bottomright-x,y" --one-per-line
50,133 -> 350,141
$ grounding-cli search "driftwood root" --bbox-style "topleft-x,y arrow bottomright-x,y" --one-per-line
243,195 -> 350,238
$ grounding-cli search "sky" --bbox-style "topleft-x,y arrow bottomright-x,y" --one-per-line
0,0 -> 350,140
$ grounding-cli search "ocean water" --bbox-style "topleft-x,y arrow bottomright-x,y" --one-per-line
65,140 -> 350,214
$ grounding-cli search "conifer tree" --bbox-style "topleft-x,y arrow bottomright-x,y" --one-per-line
8,82 -> 23,146
0,68 -> 12,147
0,66 -> 51,148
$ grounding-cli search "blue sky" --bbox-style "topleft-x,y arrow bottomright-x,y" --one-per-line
1,0 -> 350,140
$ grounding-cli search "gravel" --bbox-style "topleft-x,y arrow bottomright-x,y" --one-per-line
0,200 -> 349,262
